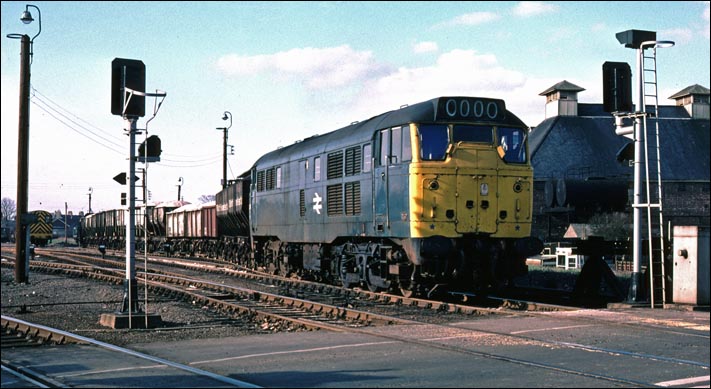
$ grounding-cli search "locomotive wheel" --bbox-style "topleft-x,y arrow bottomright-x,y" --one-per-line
397,263 -> 415,298
338,257 -> 356,288
365,258 -> 389,293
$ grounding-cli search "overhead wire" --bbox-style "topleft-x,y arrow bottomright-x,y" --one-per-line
28,85 -> 225,169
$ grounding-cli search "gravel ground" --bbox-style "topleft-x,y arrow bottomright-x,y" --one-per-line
1,266 -> 274,346
2,253 -> 631,347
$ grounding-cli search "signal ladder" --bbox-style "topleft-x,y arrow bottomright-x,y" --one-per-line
640,44 -> 667,308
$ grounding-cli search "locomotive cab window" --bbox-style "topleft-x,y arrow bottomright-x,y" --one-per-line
378,126 -> 412,166
418,124 -> 449,161
497,127 -> 527,164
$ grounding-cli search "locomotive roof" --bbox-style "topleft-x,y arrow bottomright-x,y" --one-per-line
254,96 -> 527,168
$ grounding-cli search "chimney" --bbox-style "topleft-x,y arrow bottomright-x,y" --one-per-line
539,80 -> 585,119
669,84 -> 710,120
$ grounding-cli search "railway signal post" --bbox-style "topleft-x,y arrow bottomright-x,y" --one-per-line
103,58 -> 166,329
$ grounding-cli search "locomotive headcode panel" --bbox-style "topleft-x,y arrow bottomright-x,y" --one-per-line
435,97 -> 506,122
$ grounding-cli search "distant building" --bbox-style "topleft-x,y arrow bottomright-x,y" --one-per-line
530,81 -> 710,242
52,214 -> 82,239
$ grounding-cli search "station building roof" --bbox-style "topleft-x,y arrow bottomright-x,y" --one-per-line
529,101 -> 710,182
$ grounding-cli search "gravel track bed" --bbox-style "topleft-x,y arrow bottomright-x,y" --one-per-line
1,267 -> 282,347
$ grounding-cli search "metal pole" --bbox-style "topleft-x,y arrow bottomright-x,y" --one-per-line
14,34 -> 30,284
122,116 -> 139,316
629,46 -> 644,302
64,202 -> 68,245
222,128 -> 228,189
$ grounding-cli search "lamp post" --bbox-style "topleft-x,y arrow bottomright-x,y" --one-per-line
7,4 -> 41,284
217,111 -> 232,189
87,187 -> 93,213
177,177 -> 183,201
614,30 -> 674,302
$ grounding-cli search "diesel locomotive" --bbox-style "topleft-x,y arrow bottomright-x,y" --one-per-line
82,96 -> 542,296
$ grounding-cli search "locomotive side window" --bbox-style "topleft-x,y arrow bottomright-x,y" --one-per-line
453,125 -> 493,144
391,126 -> 402,164
362,144 -> 372,173
402,126 -> 412,162
419,124 -> 449,161
276,167 -> 282,189
314,156 -> 321,182
380,129 -> 390,166
378,127 -> 411,166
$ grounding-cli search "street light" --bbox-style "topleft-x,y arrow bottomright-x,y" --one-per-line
20,4 -> 41,62
614,30 -> 674,303
217,111 -> 232,189
6,4 -> 41,284
87,187 -> 93,213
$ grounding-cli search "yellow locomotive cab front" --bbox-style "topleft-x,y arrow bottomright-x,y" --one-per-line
409,123 -> 533,240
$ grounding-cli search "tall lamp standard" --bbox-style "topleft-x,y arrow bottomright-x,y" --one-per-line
7,4 -> 41,284
217,111 -> 232,189
614,30 -> 674,303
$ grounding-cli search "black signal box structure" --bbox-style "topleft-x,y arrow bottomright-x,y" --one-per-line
603,61 -> 633,113
615,29 -> 656,49
111,58 -> 145,117
137,135 -> 162,162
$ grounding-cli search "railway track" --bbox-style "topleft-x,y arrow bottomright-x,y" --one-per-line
3,261 -> 706,388
30,247 -> 578,314
3,247 -> 708,388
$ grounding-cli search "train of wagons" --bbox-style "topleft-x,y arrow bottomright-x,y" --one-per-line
80,96 -> 542,296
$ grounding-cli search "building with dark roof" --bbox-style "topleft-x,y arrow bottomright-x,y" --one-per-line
529,82 -> 710,242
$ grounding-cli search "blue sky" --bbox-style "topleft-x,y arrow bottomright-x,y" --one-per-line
2,1 -> 709,214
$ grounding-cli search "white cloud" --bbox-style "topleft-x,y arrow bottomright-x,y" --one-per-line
661,28 -> 694,45
701,2 -> 710,39
413,41 -> 439,54
216,45 -> 386,89
512,2 -> 559,17
438,11 -> 500,27
216,46 -> 563,126
351,49 -> 539,123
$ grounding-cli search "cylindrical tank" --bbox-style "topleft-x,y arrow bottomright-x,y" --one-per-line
555,178 -> 628,210
544,180 -> 556,208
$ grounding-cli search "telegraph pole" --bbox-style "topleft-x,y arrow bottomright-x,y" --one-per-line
14,34 -> 31,284
8,4 -> 42,285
